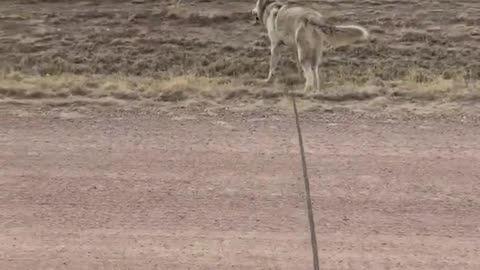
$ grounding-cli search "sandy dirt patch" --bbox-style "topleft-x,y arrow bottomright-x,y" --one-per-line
1,107 -> 479,269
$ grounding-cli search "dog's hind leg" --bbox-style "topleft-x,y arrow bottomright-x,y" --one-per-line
297,45 -> 315,92
295,20 -> 316,92
296,51 -> 314,92
302,63 -> 315,92
294,52 -> 303,76
299,59 -> 315,92
314,54 -> 323,92
314,65 -> 320,92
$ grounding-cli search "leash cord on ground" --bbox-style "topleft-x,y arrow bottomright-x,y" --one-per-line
288,90 -> 320,270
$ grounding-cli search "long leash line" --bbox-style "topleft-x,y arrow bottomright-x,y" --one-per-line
286,89 -> 320,270
176,1 -> 319,267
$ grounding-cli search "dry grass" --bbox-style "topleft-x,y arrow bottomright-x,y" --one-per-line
0,72 -> 244,104
0,70 -> 478,108
395,69 -> 480,101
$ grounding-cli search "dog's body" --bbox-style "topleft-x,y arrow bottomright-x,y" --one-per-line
252,0 -> 370,91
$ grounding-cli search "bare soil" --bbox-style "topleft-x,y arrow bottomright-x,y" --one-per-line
1,106 -> 480,269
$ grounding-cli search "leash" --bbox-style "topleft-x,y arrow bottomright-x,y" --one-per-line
175,0 -> 319,267
285,89 -> 320,270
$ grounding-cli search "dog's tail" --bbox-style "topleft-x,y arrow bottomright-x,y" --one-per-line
304,19 -> 370,48
332,24 -> 369,44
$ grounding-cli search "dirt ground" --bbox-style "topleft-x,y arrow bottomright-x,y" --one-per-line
1,106 -> 480,270
0,0 -> 479,109
1,0 -> 480,269
1,0 -> 479,79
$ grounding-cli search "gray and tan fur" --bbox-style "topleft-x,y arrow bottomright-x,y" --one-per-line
252,0 -> 370,91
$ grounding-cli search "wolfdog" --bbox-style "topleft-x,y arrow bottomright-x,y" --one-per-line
251,0 -> 370,92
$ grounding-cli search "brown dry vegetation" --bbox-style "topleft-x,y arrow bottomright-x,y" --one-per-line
0,0 -> 479,112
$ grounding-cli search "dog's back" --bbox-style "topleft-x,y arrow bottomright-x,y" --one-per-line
272,3 -> 368,50
272,5 -> 326,48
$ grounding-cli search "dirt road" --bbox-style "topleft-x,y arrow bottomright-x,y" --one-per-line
1,107 -> 479,269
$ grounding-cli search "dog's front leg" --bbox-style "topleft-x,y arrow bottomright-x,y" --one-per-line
265,43 -> 281,83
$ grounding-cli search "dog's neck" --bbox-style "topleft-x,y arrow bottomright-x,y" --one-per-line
258,0 -> 283,24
